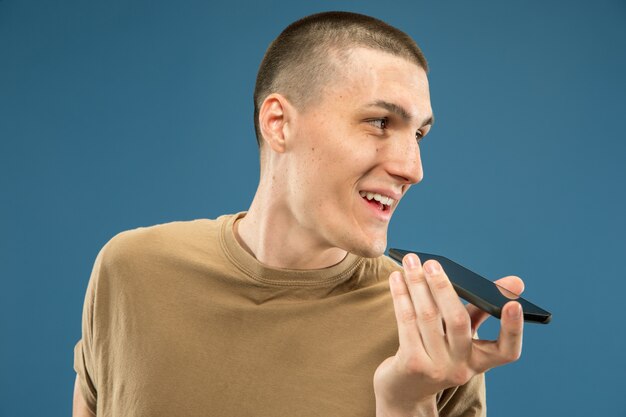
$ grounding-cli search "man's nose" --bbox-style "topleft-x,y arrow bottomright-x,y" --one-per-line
384,134 -> 424,185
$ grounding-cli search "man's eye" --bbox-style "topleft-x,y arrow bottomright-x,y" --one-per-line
416,131 -> 424,142
368,118 -> 388,130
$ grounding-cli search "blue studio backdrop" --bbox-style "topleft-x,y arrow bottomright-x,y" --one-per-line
1,1 -> 625,416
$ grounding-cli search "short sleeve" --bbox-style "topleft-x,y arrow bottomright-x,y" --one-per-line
74,340 -> 97,413
437,372 -> 486,417
73,248 -> 105,415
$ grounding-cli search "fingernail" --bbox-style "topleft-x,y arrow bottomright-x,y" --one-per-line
404,254 -> 418,269
424,261 -> 439,274
507,303 -> 521,319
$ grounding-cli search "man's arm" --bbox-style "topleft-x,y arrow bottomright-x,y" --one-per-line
73,374 -> 96,417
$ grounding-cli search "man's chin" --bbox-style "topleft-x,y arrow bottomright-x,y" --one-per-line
349,238 -> 387,259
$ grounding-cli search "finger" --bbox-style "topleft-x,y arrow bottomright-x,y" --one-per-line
422,259 -> 472,359
498,301 -> 524,361
402,254 -> 446,361
470,301 -> 524,373
465,304 -> 487,337
388,271 -> 427,360
496,275 -> 525,295
467,275 -> 525,335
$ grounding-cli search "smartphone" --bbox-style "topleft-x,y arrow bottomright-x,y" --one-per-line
388,248 -> 551,324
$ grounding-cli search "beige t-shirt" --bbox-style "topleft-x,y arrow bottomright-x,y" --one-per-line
74,212 -> 485,416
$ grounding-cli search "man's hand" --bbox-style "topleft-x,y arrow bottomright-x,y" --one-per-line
374,253 -> 524,417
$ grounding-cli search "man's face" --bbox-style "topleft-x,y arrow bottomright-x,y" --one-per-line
284,47 -> 433,258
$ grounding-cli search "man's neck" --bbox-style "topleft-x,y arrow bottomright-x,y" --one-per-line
233,201 -> 348,270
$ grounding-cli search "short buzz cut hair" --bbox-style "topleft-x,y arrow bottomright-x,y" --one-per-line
253,11 -> 429,147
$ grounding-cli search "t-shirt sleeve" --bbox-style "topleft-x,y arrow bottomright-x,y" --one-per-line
437,372 -> 486,417
73,248 -> 104,415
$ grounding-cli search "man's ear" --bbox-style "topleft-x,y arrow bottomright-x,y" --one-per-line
258,93 -> 293,154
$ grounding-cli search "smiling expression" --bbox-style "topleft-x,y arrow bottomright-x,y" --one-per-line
269,47 -> 433,258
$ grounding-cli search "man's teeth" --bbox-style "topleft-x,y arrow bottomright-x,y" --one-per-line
359,191 -> 394,206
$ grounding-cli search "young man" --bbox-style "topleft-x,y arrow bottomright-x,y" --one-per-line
73,11 -> 524,417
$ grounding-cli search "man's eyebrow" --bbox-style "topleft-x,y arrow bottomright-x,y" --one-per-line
365,100 -> 435,127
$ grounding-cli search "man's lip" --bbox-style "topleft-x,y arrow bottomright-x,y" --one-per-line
358,188 -> 402,201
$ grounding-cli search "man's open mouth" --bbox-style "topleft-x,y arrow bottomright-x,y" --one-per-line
359,191 -> 394,212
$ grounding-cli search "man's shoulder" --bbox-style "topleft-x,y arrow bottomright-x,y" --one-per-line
97,213 -> 235,269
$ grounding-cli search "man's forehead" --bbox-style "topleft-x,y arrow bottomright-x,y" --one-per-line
334,47 -> 428,84
333,49 -> 431,115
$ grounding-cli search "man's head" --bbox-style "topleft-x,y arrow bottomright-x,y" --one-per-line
251,12 -> 434,258
253,11 -> 429,148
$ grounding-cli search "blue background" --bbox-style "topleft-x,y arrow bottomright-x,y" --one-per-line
1,0 -> 625,416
